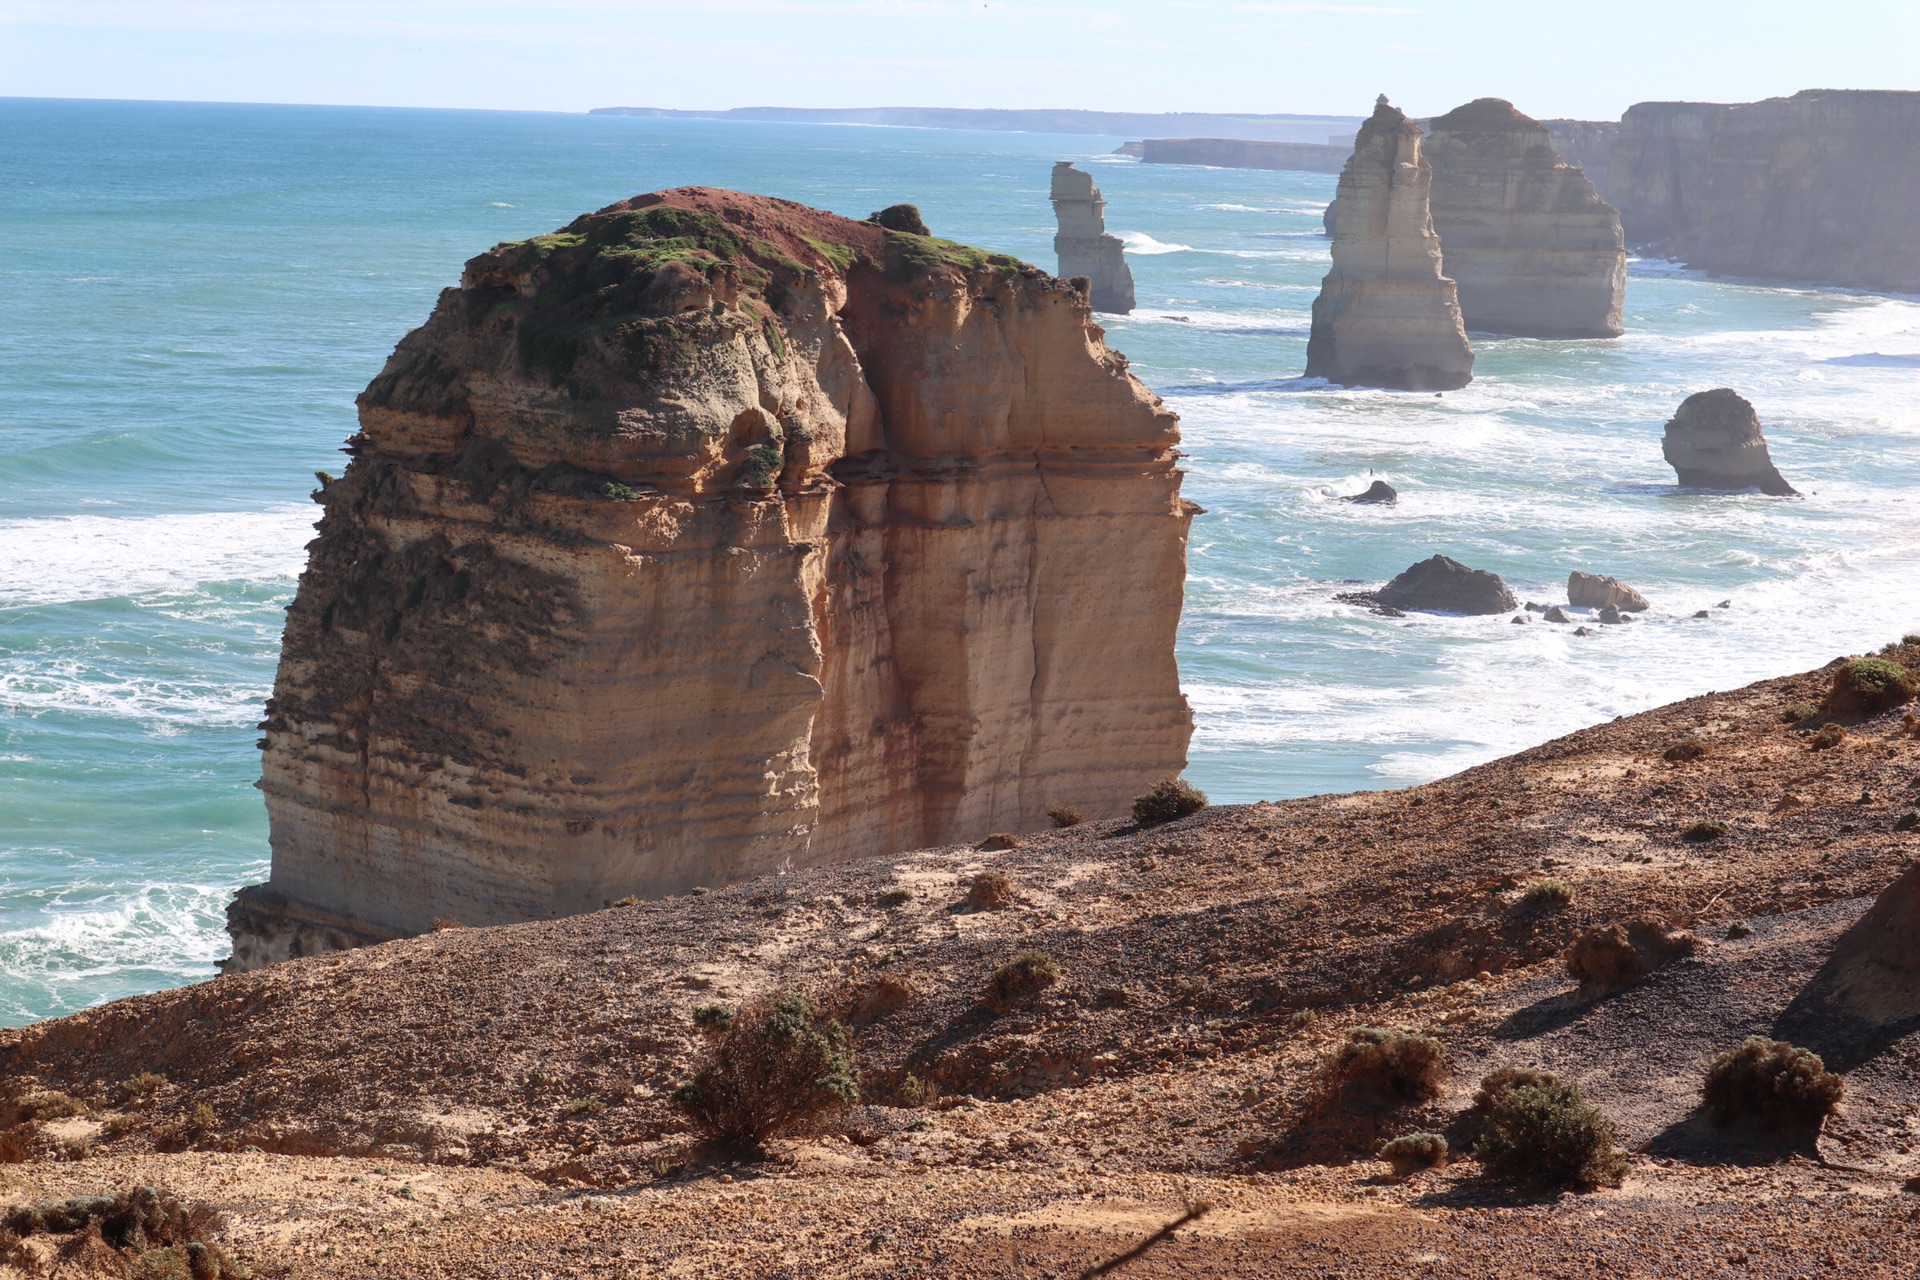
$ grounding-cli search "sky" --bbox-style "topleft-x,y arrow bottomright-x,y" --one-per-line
3,1 -> 1918,122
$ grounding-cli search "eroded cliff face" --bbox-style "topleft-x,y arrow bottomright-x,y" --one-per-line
1613,91 -> 1920,292
1305,98 -> 1473,391
1050,162 -> 1136,314
1424,99 -> 1625,339
230,189 -> 1194,969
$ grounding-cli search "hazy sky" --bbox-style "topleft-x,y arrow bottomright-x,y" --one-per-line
4,1 -> 1918,121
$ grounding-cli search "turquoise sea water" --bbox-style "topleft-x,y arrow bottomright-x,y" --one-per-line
3,99 -> 1918,1025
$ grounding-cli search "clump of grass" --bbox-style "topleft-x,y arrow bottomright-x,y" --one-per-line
1779,703 -> 1815,724
15,1091 -> 86,1121
670,993 -> 858,1150
1312,1029 -> 1447,1112
560,1097 -> 608,1119
3,1186 -> 240,1277
1682,819 -> 1730,842
1379,1132 -> 1448,1175
1047,804 -> 1084,828
1132,777 -> 1208,825
152,1103 -> 218,1154
1702,1037 -> 1843,1132
895,1073 -> 941,1109
1517,879 -> 1574,914
984,951 -> 1060,1012
1475,1078 -> 1626,1191
1565,918 -> 1698,992
1810,724 -> 1847,751
1663,739 -> 1708,763
965,871 -> 1014,911
1821,657 -> 1917,719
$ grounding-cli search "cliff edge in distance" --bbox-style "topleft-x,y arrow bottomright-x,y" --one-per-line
230,189 -> 1196,970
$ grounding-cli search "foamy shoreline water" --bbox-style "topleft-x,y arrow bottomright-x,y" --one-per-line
0,99 -> 1915,1024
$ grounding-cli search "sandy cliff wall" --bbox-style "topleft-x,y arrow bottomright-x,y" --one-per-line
1613,91 -> 1920,292
230,189 -> 1194,968
1424,99 -> 1625,339
1305,99 -> 1473,390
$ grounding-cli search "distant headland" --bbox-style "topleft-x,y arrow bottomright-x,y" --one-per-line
586,105 -> 1362,143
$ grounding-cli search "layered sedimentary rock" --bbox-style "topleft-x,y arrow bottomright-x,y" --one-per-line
1613,91 -> 1920,292
1051,162 -> 1135,313
1305,99 -> 1473,390
1661,389 -> 1797,495
1423,99 -> 1626,339
1540,120 -> 1619,201
229,188 -> 1195,969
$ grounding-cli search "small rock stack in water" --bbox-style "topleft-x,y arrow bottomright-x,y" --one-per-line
1050,162 -> 1135,314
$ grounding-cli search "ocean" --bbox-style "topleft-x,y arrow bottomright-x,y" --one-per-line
2,98 -> 1917,1026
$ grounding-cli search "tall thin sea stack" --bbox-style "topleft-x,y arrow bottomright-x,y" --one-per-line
1424,98 -> 1626,338
228,188 -> 1195,969
1050,162 -> 1136,313
1305,98 -> 1473,390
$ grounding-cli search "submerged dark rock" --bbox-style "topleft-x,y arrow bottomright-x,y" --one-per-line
1342,479 -> 1398,505
1373,554 -> 1517,615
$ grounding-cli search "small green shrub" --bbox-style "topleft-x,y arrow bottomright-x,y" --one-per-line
1682,819 -> 1729,842
1047,804 -> 1084,828
867,204 -> 931,236
3,1187 -> 238,1276
115,1073 -> 168,1106
739,443 -> 783,490
1473,1067 -> 1562,1111
1476,1080 -> 1626,1191
965,871 -> 1014,910
1314,1028 -> 1447,1111
1379,1131 -> 1448,1174
15,1091 -> 86,1121
670,993 -> 858,1149
1821,657 -> 1918,718
1779,703 -> 1815,724
1132,777 -> 1208,825
1517,879 -> 1574,913
603,481 -> 639,501
985,951 -> 1060,1011
1701,1037 -> 1843,1131
1810,724 -> 1847,751
691,1003 -> 733,1033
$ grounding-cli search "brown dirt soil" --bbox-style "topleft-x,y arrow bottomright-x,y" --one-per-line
2,643 -> 1920,1276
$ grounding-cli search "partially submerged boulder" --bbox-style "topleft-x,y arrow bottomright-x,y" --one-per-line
1342,479 -> 1398,505
1662,389 -> 1798,495
1568,571 -> 1648,612
1374,555 -> 1516,615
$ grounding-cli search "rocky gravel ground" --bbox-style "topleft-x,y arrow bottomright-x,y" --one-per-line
0,641 -> 1917,1276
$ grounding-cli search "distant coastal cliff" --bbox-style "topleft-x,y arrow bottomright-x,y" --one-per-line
230,189 -> 1195,969
1611,90 -> 1920,293
588,105 -> 1360,144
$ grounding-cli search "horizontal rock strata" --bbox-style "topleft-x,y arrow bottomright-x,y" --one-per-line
233,188 -> 1194,968
1137,137 -> 1349,173
1424,98 -> 1626,339
1050,162 -> 1135,313
1305,98 -> 1473,390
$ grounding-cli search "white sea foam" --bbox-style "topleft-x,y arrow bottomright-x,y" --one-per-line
0,506 -> 314,608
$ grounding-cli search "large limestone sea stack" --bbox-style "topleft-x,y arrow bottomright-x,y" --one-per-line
1423,98 -> 1626,338
1050,161 -> 1136,313
229,189 -> 1195,968
1662,388 -> 1798,495
1305,98 -> 1473,390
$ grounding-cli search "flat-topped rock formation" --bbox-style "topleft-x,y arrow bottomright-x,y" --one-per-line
230,188 -> 1194,969
1050,162 -> 1135,313
1612,91 -> 1920,292
1662,389 -> 1798,495
1305,98 -> 1473,390
1423,99 -> 1626,339
1137,137 -> 1349,173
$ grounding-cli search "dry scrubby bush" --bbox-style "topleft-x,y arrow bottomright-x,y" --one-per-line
985,951 -> 1060,1012
1475,1075 -> 1626,1191
1702,1037 -> 1843,1132
1779,703 -> 1815,724
1379,1132 -> 1448,1175
1313,1029 -> 1447,1111
1132,777 -> 1208,825
153,1104 -> 218,1154
1047,805 -> 1084,828
670,994 -> 857,1150
965,871 -> 1014,910
2,1187 -> 241,1278
1810,724 -> 1847,751
1565,918 -> 1699,992
1663,739 -> 1709,762
1682,819 -> 1729,842
1821,657 -> 1917,719
1517,879 -> 1574,913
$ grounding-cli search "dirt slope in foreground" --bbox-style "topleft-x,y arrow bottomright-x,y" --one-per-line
0,643 -> 1918,1276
